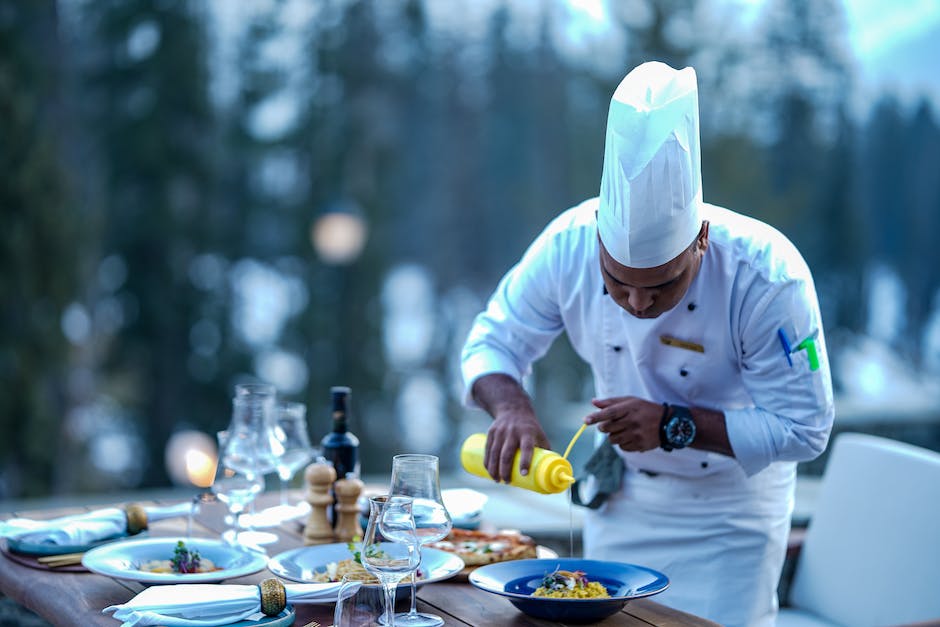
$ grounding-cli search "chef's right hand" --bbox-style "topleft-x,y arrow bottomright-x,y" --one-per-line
485,410 -> 550,483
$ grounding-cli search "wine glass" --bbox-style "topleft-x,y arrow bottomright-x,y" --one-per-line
388,454 -> 452,627
255,401 -> 316,524
273,401 -> 315,506
211,430 -> 264,546
360,495 -> 420,627
231,382 -> 279,474
223,393 -> 279,545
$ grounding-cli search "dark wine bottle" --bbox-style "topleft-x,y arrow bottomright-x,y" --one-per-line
320,386 -> 360,524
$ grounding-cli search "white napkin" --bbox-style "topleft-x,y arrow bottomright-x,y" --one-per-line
103,582 -> 351,627
0,503 -> 192,546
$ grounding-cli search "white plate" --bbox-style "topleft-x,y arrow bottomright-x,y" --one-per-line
268,543 -> 465,588
82,537 -> 269,584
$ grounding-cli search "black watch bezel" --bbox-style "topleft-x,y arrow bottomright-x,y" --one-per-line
660,404 -> 696,451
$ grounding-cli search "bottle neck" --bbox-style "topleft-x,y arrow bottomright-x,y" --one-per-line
330,387 -> 351,434
331,413 -> 348,434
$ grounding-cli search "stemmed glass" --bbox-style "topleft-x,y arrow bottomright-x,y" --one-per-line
255,400 -> 316,524
211,430 -> 264,546
274,401 -> 315,506
360,495 -> 420,627
388,454 -> 452,627
224,392 -> 279,545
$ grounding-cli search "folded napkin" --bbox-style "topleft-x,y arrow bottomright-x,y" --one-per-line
103,581 -> 351,627
0,503 -> 191,546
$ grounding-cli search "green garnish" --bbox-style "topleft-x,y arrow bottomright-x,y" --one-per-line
171,540 -> 202,574
347,536 -> 388,564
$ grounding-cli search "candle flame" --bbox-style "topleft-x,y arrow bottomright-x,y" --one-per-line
185,448 -> 217,488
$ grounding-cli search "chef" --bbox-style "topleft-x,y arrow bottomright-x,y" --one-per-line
460,61 -> 834,627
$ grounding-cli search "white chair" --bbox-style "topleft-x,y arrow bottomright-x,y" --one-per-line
778,433 -> 940,627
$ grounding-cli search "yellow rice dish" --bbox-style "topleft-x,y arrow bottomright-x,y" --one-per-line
533,569 -> 610,599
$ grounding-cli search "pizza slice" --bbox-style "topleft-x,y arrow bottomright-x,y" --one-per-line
428,528 -> 538,567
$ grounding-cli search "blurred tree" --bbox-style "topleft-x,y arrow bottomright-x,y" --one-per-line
298,0 -> 400,465
619,0 -> 696,69
79,0 -> 216,488
814,107 -> 866,340
214,0 -> 298,400
900,102 -> 940,361
0,0 -> 81,497
750,0 -> 854,244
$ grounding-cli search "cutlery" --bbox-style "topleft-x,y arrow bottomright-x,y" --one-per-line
36,552 -> 85,568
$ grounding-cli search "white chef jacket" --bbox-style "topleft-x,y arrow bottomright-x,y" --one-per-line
461,197 -> 834,627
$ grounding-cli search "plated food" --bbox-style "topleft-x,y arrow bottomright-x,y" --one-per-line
469,558 -> 669,623
267,543 -> 464,591
82,537 -> 268,584
533,568 -> 610,599
309,541 -> 425,584
427,528 -> 538,567
139,540 -> 221,574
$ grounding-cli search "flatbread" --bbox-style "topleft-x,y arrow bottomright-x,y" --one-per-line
428,528 -> 537,567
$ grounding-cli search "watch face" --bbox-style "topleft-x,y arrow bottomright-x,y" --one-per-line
665,415 -> 696,448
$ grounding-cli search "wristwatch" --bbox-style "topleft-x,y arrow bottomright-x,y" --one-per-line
660,404 -> 696,451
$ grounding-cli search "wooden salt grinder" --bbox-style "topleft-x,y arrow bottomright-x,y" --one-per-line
303,461 -> 336,545
333,474 -> 364,543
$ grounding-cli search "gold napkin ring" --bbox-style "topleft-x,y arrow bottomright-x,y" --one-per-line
124,504 -> 148,535
259,578 -> 287,616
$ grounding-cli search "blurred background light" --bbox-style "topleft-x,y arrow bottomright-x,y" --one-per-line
165,430 -> 217,488
311,209 -> 368,265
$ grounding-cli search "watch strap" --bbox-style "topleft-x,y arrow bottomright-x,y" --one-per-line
658,402 -> 673,452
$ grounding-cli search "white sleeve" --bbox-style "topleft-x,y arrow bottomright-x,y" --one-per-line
460,230 -> 566,407
724,277 -> 835,476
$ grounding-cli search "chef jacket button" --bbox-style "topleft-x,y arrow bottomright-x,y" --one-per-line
612,345 -> 622,352
701,461 -> 708,469
679,368 -> 688,377
688,302 -> 696,311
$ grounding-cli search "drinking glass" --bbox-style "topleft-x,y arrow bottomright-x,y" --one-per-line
273,401 -> 315,506
388,454 -> 452,627
253,401 -> 316,525
227,387 -> 280,543
361,495 -> 420,627
333,573 -> 384,627
231,382 -> 279,475
211,430 -> 264,546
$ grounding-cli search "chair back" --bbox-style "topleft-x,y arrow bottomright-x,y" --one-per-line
788,432 -> 940,626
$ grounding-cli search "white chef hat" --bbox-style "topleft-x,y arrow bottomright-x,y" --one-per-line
597,61 -> 703,268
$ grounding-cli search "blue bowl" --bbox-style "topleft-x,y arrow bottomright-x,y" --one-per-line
469,558 -> 669,623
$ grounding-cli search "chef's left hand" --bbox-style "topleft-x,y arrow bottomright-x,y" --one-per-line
585,396 -> 662,452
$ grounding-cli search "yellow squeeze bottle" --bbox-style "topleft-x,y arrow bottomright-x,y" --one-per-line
460,433 -> 575,494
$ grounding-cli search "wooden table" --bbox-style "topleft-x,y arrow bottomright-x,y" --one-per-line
0,493 -> 720,627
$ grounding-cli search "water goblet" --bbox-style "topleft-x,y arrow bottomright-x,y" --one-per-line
274,401 -> 315,506
389,454 -> 452,627
211,430 -> 264,546
231,381 -> 280,474
226,391 -> 280,544
253,401 -> 316,525
361,495 -> 420,627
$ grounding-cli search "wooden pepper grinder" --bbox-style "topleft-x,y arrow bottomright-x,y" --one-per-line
303,460 -> 336,545
333,474 -> 364,543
